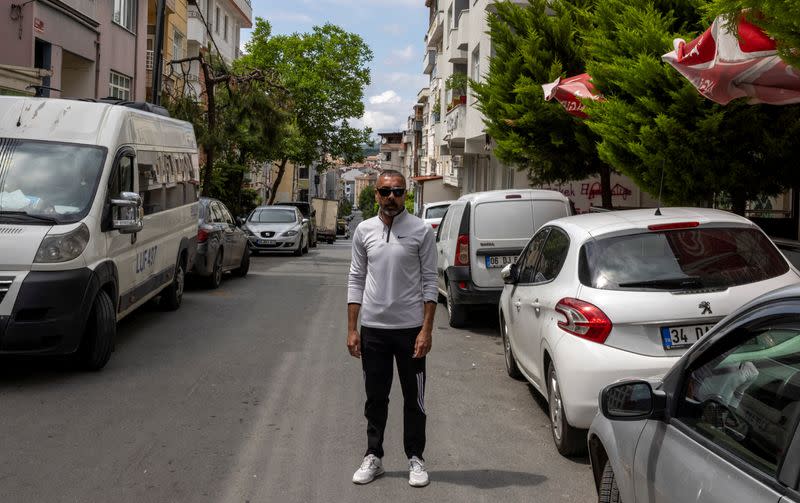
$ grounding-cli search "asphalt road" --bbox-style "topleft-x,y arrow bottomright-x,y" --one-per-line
0,239 -> 596,503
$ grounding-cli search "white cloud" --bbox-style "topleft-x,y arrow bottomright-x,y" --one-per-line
369,90 -> 402,105
384,24 -> 405,36
389,45 -> 416,63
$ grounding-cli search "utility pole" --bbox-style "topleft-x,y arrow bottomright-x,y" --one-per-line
151,0 -> 167,105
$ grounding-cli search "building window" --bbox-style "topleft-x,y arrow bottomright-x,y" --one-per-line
224,15 -> 228,41
109,71 -> 132,100
173,29 -> 184,61
113,0 -> 137,32
215,7 -> 220,33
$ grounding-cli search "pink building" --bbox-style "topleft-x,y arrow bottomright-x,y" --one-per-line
0,0 -> 147,99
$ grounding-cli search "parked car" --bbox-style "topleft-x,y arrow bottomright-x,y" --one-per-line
244,206 -> 309,256
499,207 -> 800,456
274,201 -> 317,247
589,283 -> 800,503
190,197 -> 249,288
0,96 -> 199,370
421,200 -> 455,230
436,189 -> 572,327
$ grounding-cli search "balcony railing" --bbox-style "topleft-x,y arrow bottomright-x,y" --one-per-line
423,49 -> 437,75
425,9 -> 444,48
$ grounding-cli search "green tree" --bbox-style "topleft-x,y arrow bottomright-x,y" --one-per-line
239,20 -> 374,203
707,0 -> 800,68
583,0 -> 800,214
359,185 -> 378,219
338,198 -> 353,218
472,0 -> 614,208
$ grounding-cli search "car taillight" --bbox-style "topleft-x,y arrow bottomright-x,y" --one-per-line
431,223 -> 439,229
197,228 -> 209,243
454,234 -> 469,266
555,298 -> 612,344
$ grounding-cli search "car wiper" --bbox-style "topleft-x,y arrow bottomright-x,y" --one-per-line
0,210 -> 59,224
618,276 -> 704,289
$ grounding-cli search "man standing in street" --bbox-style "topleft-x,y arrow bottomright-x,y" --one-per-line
347,169 -> 438,488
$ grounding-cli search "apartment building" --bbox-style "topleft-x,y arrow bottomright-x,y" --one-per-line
377,132 -> 405,174
0,0 -> 148,99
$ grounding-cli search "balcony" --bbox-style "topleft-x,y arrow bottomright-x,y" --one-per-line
425,9 -> 444,48
445,104 -> 466,144
187,6 -> 206,45
447,29 -> 467,64
423,49 -> 437,75
456,10 -> 470,47
230,0 -> 253,27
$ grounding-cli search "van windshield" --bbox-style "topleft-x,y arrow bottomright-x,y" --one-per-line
0,139 -> 106,225
580,227 -> 789,291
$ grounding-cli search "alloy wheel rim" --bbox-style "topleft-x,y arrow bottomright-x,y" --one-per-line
215,256 -> 222,284
502,321 -> 512,369
446,286 -> 453,317
176,266 -> 185,298
550,373 -> 563,441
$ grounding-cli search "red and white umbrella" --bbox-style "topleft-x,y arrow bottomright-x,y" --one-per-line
662,14 -> 800,105
542,73 -> 603,118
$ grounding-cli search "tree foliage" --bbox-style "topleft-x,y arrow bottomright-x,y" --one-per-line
707,0 -> 800,68
239,20 -> 374,202
358,186 -> 378,219
473,0 -> 616,208
583,0 -> 800,213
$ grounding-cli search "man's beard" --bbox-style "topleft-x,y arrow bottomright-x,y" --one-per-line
380,203 -> 402,217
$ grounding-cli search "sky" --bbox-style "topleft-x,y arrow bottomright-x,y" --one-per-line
240,0 -> 430,137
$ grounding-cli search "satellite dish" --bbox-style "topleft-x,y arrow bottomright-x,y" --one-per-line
381,137 -> 388,144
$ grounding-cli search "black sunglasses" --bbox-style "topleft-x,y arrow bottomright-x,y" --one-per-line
377,187 -> 405,197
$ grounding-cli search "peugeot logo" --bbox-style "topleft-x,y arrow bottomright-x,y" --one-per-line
699,301 -> 712,315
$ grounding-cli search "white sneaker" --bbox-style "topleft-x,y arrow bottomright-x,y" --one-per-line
352,454 -> 384,484
408,456 -> 429,487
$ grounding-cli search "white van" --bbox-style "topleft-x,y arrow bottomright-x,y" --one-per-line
0,97 -> 199,370
436,189 -> 571,327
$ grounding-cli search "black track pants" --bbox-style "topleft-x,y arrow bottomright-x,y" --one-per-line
360,325 -> 426,460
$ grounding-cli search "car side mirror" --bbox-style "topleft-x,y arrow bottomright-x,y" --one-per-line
111,192 -> 143,234
600,380 -> 666,421
236,217 -> 245,227
302,218 -> 310,225
501,263 -> 519,284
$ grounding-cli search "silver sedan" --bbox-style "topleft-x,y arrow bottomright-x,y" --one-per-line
243,206 -> 309,256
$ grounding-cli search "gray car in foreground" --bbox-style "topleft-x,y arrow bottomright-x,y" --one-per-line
190,197 -> 250,288
588,283 -> 800,503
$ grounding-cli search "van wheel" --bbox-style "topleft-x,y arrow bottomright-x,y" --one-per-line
547,362 -> 586,456
501,313 -> 523,379
78,290 -> 115,371
446,283 -> 468,328
599,461 -> 621,503
161,259 -> 185,311
207,251 -> 223,288
233,249 -> 250,277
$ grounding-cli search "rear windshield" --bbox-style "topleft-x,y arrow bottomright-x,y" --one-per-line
425,205 -> 449,219
474,200 -> 533,240
580,227 -> 789,291
249,209 -> 297,224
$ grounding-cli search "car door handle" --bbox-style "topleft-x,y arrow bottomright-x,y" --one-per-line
531,299 -> 541,315
513,300 -> 521,312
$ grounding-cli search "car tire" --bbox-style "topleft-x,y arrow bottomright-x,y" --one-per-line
302,238 -> 309,254
77,289 -> 115,371
294,239 -> 303,256
161,258 -> 185,311
310,233 -> 317,248
206,251 -> 223,289
233,248 -> 250,277
446,282 -> 468,328
547,362 -> 586,456
599,461 -> 621,503
500,313 -> 523,379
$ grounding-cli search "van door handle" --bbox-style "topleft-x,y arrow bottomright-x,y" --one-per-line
513,300 -> 521,312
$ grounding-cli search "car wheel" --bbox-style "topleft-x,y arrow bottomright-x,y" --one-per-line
446,282 -> 468,328
599,460 -> 621,503
293,239 -> 303,256
77,290 -> 115,371
206,251 -> 223,289
310,233 -> 317,248
161,258 -> 185,311
233,248 -> 250,277
547,362 -> 586,456
302,237 -> 309,254
500,313 -> 523,379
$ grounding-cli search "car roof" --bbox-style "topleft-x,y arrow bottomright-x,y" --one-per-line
552,207 -> 754,240
456,189 -> 569,204
423,200 -> 456,208
254,205 -> 298,211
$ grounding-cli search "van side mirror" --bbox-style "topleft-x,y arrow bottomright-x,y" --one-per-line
111,192 -> 143,234
501,263 -> 519,284
600,380 -> 666,421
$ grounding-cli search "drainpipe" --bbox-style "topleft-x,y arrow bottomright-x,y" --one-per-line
151,0 -> 167,104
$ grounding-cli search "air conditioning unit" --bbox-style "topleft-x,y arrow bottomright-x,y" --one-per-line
452,155 -> 463,168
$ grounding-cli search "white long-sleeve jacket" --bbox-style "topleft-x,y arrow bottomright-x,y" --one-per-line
347,210 -> 438,329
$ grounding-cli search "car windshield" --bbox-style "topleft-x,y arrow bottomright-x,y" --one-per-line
0,139 -> 106,224
580,227 -> 789,291
426,205 -> 449,219
249,208 -> 297,224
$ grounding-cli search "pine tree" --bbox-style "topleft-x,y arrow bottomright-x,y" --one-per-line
583,0 -> 800,214
472,0 -> 614,208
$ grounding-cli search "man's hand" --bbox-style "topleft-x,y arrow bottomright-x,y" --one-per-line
347,329 -> 361,358
413,329 -> 432,359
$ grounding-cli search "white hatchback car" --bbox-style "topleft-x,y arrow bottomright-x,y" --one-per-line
498,207 -> 800,456
421,200 -> 455,230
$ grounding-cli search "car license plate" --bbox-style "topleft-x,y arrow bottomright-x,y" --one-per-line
660,324 -> 714,350
258,239 -> 275,245
485,255 -> 517,268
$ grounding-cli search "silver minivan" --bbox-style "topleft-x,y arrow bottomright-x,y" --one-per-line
435,189 -> 571,327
